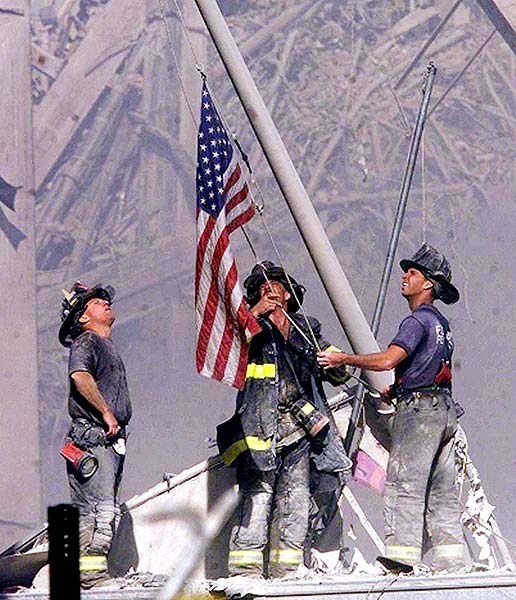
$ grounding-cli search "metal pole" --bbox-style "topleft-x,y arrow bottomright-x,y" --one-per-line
192,0 -> 393,393
371,63 -> 436,336
344,65 -> 437,454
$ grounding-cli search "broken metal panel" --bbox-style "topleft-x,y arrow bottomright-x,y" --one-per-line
0,0 -> 40,551
475,0 -> 516,54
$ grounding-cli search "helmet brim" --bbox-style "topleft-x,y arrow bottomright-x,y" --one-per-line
400,260 -> 459,304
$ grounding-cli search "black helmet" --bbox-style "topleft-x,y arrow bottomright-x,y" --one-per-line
244,261 -> 305,313
400,243 -> 459,304
58,282 -> 115,347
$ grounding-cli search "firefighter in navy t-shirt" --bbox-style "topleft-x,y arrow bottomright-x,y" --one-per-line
317,243 -> 465,573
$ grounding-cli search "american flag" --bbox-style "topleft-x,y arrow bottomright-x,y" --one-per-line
195,81 -> 260,389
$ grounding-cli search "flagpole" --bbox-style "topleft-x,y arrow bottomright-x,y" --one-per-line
192,0 -> 393,393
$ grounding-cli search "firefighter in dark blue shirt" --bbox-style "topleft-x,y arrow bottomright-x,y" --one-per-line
317,244 -> 465,573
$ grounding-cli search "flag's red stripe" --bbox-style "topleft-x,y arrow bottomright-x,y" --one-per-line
223,162 -> 241,195
228,206 -> 255,234
225,183 -> 249,216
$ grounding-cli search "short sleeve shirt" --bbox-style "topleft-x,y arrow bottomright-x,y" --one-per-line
68,331 -> 132,426
389,304 -> 453,391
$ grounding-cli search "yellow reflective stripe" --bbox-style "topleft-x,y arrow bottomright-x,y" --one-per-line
325,345 -> 342,353
246,363 -> 276,379
79,555 -> 107,572
385,545 -> 420,562
221,436 -> 272,466
434,544 -> 464,559
228,549 -> 263,566
300,402 -> 315,415
269,548 -> 303,565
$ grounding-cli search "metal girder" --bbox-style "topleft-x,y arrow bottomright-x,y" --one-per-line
475,0 -> 516,54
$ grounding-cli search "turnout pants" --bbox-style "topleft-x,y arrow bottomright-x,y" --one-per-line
67,443 -> 125,587
384,390 -> 465,571
229,440 -> 310,578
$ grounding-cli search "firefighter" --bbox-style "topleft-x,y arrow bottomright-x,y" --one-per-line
317,243 -> 465,572
59,282 -> 132,588
217,261 -> 351,578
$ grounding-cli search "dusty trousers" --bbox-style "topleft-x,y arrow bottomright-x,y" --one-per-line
229,440 -> 310,578
384,389 -> 465,571
67,443 -> 125,585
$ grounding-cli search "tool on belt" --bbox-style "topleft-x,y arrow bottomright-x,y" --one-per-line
60,442 -> 99,479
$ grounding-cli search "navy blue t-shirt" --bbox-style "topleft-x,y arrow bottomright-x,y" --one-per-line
389,304 -> 453,391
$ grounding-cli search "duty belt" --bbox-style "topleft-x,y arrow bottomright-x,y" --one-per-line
70,418 -> 126,448
396,384 -> 451,400
396,386 -> 464,417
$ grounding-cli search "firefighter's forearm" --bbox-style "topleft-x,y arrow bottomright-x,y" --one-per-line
70,371 -> 112,416
340,352 -> 395,371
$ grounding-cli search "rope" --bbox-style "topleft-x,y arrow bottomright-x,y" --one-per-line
170,0 -> 205,70
157,0 -> 199,127
251,209 -> 322,350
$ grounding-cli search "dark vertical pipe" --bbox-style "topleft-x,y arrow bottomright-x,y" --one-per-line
48,504 -> 80,600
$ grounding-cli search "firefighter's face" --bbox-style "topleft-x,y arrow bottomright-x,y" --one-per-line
401,268 -> 432,298
259,280 -> 291,307
80,297 -> 115,328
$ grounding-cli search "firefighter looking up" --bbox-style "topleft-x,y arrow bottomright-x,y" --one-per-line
318,243 -> 465,573
217,261 -> 352,578
59,282 -> 132,588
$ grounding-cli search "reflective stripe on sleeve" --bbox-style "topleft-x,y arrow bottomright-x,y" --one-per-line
269,548 -> 303,565
228,549 -> 263,567
79,555 -> 107,572
385,545 -> 421,563
221,436 -> 272,466
246,363 -> 276,379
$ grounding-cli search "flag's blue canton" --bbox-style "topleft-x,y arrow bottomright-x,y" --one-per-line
196,83 -> 234,218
